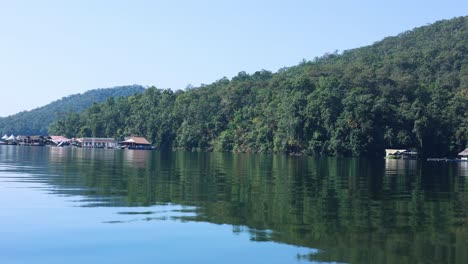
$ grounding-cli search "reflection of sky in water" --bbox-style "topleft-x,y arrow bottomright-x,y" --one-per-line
0,160 -> 319,264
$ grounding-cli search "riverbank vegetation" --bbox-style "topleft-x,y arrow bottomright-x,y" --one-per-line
49,17 -> 468,157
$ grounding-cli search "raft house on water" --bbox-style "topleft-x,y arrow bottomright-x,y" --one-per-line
16,135 -> 50,146
75,137 -> 118,148
459,148 -> 468,161
120,136 -> 154,150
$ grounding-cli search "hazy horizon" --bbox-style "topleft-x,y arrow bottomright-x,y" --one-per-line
1,0 -> 467,117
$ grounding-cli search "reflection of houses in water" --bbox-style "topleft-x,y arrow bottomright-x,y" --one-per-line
123,149 -> 150,168
457,148 -> 468,177
458,162 -> 468,177
385,158 -> 418,176
76,138 -> 117,148
48,144 -> 72,162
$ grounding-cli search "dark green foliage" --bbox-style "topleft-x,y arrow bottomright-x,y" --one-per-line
50,17 -> 468,157
0,85 -> 145,135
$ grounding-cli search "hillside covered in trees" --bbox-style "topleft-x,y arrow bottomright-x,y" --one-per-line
0,85 -> 145,135
50,17 -> 468,157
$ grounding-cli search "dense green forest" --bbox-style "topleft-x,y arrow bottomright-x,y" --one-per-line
50,17 -> 468,157
0,85 -> 145,135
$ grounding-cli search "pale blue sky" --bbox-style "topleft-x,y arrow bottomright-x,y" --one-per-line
0,0 -> 467,117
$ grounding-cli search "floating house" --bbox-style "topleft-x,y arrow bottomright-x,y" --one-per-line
0,134 -> 17,145
385,149 -> 406,159
6,134 -> 17,144
385,149 -> 418,159
0,135 -> 7,145
30,136 -> 49,146
50,136 -> 71,147
120,136 -> 153,150
16,135 -> 27,142
16,136 -> 50,146
76,138 -> 117,148
459,148 -> 468,161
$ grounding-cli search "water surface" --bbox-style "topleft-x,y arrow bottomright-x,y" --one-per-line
0,146 -> 467,263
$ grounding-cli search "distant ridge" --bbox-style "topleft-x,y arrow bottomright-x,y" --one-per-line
0,85 -> 145,135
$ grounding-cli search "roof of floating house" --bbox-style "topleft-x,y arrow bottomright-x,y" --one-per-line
30,135 -> 47,140
1,134 -> 7,140
7,135 -> 16,141
122,136 -> 151,145
385,149 -> 407,155
16,135 -> 27,141
459,148 -> 468,156
50,136 -> 71,143
385,149 -> 418,155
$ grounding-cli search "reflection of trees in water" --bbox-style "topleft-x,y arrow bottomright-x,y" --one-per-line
3,147 -> 467,264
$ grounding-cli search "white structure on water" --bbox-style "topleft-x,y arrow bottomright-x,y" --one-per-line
459,148 -> 468,161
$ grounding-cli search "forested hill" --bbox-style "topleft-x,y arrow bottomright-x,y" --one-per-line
50,16 -> 468,157
0,85 -> 145,135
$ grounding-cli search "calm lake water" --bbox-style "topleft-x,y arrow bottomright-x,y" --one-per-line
0,146 -> 467,264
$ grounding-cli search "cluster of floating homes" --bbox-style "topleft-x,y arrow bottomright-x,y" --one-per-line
0,134 -> 154,150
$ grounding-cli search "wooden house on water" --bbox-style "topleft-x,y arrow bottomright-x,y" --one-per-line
16,135 -> 49,146
120,136 -> 153,150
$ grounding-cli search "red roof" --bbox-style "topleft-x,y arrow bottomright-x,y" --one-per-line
50,136 -> 70,143
459,148 -> 468,156
123,136 -> 151,145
